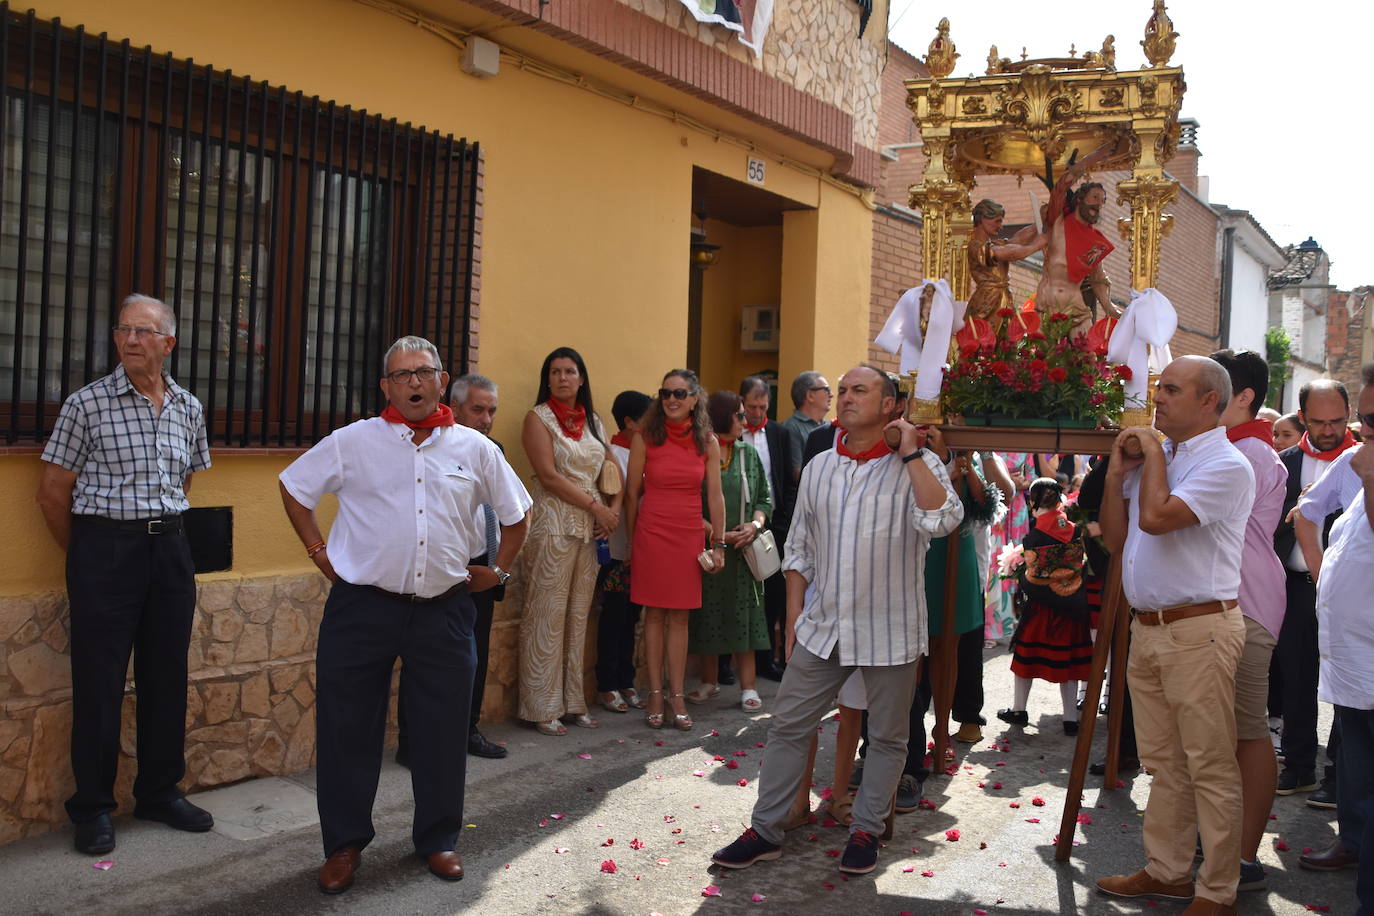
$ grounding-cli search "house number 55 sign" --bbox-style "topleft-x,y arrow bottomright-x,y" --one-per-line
746,157 -> 766,185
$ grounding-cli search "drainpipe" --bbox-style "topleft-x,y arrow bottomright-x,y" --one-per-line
1218,226 -> 1235,349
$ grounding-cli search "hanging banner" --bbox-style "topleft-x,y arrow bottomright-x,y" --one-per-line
675,0 -> 774,57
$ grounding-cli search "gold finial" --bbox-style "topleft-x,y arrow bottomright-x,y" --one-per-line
1020,46 -> 1028,61
1142,0 -> 1178,67
1102,34 -> 1117,71
986,44 -> 1000,75
925,18 -> 959,78
1069,43 -> 1077,57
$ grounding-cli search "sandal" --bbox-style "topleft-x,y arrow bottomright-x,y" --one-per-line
569,713 -> 600,729
825,794 -> 854,826
740,689 -> 763,712
686,684 -> 719,705
535,719 -> 567,737
622,689 -> 646,710
599,691 -> 629,713
669,693 -> 693,731
645,689 -> 665,730
782,805 -> 814,832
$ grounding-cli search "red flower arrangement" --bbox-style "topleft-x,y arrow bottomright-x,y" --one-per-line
943,313 -> 1126,422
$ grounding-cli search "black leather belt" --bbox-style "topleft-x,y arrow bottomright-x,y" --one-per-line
362,582 -> 468,604
76,514 -> 184,535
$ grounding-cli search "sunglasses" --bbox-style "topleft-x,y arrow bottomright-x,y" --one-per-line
658,387 -> 692,400
1358,412 -> 1374,428
810,385 -> 832,395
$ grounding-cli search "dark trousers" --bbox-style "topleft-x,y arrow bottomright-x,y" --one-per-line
65,517 -> 196,824
952,627 -> 985,724
1276,570 -> 1321,774
756,570 -> 787,669
316,580 -> 474,857
595,565 -> 640,693
1335,705 -> 1374,915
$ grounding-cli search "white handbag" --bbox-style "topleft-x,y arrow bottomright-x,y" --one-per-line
737,457 -> 780,581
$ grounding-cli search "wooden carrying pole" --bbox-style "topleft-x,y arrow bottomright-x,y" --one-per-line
929,526 -> 964,769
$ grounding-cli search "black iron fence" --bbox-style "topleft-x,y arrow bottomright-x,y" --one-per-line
0,3 -> 480,446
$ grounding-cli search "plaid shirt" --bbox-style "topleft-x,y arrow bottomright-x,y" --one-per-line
41,364 -> 211,519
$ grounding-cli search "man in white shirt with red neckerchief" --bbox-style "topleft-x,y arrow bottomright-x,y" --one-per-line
1097,355 -> 1255,915
279,336 -> 532,895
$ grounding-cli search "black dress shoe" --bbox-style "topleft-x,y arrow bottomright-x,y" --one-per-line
1090,757 -> 1141,776
996,708 -> 1029,726
757,660 -> 785,682
74,813 -> 115,854
395,744 -> 411,769
1062,720 -> 1080,736
468,729 -> 508,759
133,796 -> 214,832
718,666 -> 736,686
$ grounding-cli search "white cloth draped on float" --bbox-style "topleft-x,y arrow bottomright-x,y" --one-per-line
1107,288 -> 1177,408
874,279 -> 966,400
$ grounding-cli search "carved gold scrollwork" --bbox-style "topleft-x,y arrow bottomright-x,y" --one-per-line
1142,0 -> 1178,68
909,178 -> 971,280
1099,87 -> 1124,108
1138,74 -> 1159,115
1116,173 -> 1179,290
995,66 -> 1083,156
962,96 -> 987,115
925,81 -> 947,125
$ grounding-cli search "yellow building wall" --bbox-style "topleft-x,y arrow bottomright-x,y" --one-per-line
3,0 -> 871,591
697,219 -> 784,395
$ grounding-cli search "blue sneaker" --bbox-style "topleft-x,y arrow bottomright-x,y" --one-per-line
1238,860 -> 1266,891
838,828 -> 881,875
711,827 -> 782,869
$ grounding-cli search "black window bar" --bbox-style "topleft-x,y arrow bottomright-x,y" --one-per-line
0,3 -> 480,446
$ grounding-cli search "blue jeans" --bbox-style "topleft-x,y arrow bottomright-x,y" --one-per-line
1336,705 -> 1374,915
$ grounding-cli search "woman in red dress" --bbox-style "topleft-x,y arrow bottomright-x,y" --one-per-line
625,370 -> 725,731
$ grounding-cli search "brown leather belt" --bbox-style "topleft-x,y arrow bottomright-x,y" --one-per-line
1131,600 -> 1237,626
362,582 -> 468,604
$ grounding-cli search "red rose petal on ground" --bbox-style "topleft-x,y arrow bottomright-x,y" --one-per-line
918,799 -> 938,810
701,884 -> 722,897
602,838 -> 614,846
1305,906 -> 1331,912
1115,780 -> 1126,789
921,869 -> 935,877
737,778 -> 748,787
709,729 -> 721,737
806,833 -> 819,842
726,760 -> 740,770
1031,797 -> 1046,806
655,740 -> 664,746
996,761 -> 1006,766
578,753 -> 592,759
664,815 -> 676,822
1025,817 -> 1041,823
1302,847 -> 1313,854
751,893 -> 766,902
554,846 -> 569,854
1276,840 -> 1291,851
600,859 -> 617,873
979,841 -> 988,849
756,742 -> 766,747
824,849 -> 841,857
945,829 -> 961,842
538,819 -> 549,827
975,910 -> 989,915
1076,814 -> 1093,825
1009,802 -> 1021,808
977,781 -> 986,788
656,857 -> 670,865
629,838 -> 645,850
998,862 -> 1007,867
672,828 -> 682,834
822,881 -> 836,890
992,783 -> 1003,789
902,865 -> 915,873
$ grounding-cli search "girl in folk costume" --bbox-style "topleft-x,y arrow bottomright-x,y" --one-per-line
997,478 -> 1093,736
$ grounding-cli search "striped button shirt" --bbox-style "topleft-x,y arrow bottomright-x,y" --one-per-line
40,364 -> 211,519
783,448 -> 964,666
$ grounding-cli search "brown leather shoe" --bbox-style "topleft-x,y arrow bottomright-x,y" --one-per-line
1181,898 -> 1237,915
1299,840 -> 1359,871
427,850 -> 465,881
1096,868 -> 1194,900
954,722 -> 983,743
318,846 -> 361,894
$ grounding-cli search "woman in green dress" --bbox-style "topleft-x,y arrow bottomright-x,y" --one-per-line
686,390 -> 773,711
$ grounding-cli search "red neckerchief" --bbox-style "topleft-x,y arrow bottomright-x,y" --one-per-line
1087,316 -> 1118,355
1034,508 -> 1074,543
1062,212 -> 1115,284
380,403 -> 455,429
717,435 -> 736,469
835,431 -> 892,462
611,430 -> 633,449
956,316 -> 995,357
1227,418 -> 1274,445
1298,429 -> 1357,461
545,398 -> 586,440
663,418 -> 695,450
744,417 -> 766,434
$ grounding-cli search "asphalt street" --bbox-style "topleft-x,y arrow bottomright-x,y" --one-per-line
0,646 -> 1354,915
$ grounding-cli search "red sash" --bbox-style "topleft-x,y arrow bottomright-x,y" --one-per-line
1298,429 -> 1357,461
835,432 -> 893,462
380,404 -> 455,429
1062,214 -> 1115,284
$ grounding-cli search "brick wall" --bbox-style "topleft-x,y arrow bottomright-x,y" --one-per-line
868,207 -> 922,371
1328,288 -> 1372,394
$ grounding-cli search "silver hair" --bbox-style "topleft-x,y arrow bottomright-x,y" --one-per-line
382,336 -> 443,375
120,294 -> 177,335
1187,355 -> 1232,416
790,370 -> 823,408
451,373 -> 497,406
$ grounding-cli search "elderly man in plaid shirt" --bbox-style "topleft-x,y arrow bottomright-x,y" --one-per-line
36,294 -> 213,856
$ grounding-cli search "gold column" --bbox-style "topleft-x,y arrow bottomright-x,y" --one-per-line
1115,123 -> 1179,291
908,131 -> 971,282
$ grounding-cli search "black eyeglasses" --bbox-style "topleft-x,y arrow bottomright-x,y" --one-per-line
810,385 -> 832,395
385,366 -> 440,384
1358,412 -> 1374,429
658,387 -> 692,400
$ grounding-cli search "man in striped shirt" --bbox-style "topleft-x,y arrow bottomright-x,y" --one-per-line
713,364 -> 963,876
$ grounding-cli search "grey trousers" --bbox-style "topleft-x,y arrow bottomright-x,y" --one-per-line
750,644 -> 920,843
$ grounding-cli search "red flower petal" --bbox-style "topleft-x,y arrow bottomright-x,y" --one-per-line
709,729 -> 720,737
902,865 -> 915,873
945,829 -> 961,842
1305,906 -> 1332,912
751,893 -> 766,902
824,848 -> 842,857
701,884 -> 722,897
737,778 -> 748,787
992,782 -> 1003,789
1276,840 -> 1291,851
1025,817 -> 1041,823
1031,796 -> 1046,806
726,760 -> 740,770
600,859 -> 617,873
602,838 -> 614,846
979,841 -> 988,849
1009,802 -> 1021,808
551,813 -> 566,820
629,838 -> 645,850
921,869 -> 935,877
1076,814 -> 1093,825
822,881 -> 836,890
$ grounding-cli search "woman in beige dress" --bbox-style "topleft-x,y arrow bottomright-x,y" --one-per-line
519,347 -> 622,736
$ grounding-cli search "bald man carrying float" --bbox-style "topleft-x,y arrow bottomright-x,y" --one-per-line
1096,356 -> 1257,915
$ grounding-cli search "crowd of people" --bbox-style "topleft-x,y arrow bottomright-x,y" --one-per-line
32,293 -> 1374,913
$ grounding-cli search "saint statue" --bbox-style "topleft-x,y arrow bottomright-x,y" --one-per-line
1036,148 -> 1122,329
966,199 -> 1048,328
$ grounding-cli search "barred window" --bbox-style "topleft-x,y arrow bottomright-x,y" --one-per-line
0,5 -> 481,446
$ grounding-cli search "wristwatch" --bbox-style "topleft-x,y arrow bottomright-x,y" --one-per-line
490,565 -> 512,586
901,448 -> 926,463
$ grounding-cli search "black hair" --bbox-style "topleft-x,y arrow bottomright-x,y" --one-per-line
707,390 -> 743,435
1027,477 -> 1064,513
1208,348 -> 1269,417
1298,378 -> 1350,414
535,346 -> 604,445
611,390 -> 652,431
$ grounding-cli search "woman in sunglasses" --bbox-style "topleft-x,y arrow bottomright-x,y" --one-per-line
625,370 -> 727,730
519,346 -> 621,736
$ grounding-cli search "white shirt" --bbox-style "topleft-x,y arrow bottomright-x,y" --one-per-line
783,447 -> 963,666
608,441 -> 631,562
741,426 -> 774,501
1121,426 -> 1254,610
1317,489 -> 1374,709
1287,452 -> 1332,571
279,418 -> 532,597
1299,448 -> 1365,523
